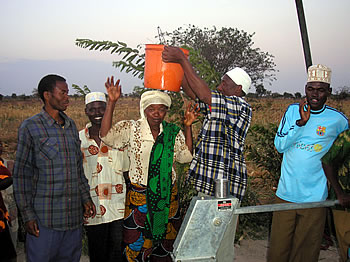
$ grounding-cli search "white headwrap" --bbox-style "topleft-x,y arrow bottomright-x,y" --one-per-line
85,92 -> 107,105
140,90 -> 171,119
225,67 -> 252,95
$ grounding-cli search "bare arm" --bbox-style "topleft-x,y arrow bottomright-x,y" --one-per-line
162,46 -> 212,105
181,75 -> 196,100
322,163 -> 350,208
296,98 -> 310,126
183,103 -> 200,152
100,76 -> 121,137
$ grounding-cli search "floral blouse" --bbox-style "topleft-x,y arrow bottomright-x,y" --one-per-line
101,118 -> 192,185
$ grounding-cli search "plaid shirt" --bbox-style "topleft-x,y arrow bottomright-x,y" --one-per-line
13,109 -> 91,231
189,90 -> 252,200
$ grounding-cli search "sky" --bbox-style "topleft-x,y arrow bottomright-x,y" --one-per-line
0,0 -> 349,96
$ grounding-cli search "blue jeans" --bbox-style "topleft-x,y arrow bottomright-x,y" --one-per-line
26,220 -> 82,262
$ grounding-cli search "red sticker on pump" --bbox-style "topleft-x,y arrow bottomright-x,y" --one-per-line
218,200 -> 232,211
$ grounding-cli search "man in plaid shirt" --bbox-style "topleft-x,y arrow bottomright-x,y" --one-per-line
163,47 -> 252,201
13,74 -> 96,262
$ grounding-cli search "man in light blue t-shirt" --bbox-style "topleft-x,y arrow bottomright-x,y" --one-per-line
267,64 -> 348,262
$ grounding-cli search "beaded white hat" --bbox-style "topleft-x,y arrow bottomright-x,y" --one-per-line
307,64 -> 331,84
85,92 -> 107,105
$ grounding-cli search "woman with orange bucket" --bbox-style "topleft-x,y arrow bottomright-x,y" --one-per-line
100,76 -> 199,261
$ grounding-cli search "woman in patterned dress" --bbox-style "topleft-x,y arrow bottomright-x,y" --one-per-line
100,76 -> 199,261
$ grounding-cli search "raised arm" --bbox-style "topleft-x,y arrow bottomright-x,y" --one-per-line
296,98 -> 310,127
162,46 -> 212,105
181,74 -> 196,100
274,102 -> 306,153
183,102 -> 200,152
100,76 -> 122,137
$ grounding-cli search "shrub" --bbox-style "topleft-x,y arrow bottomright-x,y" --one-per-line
235,123 -> 283,242
236,177 -> 273,242
245,124 -> 282,184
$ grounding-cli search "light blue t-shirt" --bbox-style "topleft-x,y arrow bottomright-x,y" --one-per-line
275,103 -> 348,203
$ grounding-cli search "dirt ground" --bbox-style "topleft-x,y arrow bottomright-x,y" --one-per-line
16,237 -> 340,262
233,237 -> 340,262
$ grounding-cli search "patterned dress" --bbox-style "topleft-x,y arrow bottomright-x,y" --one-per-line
102,118 -> 192,261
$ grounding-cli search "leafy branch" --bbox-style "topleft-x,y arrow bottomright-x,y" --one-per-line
75,39 -> 145,79
72,84 -> 91,96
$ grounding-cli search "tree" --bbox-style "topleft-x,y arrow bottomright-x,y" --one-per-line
271,92 -> 282,98
255,84 -> 268,97
161,25 -> 276,87
130,86 -> 148,98
283,92 -> 294,99
294,92 -> 302,99
76,25 -> 276,90
76,25 -> 276,124
334,86 -> 350,100
32,88 -> 39,98
76,34 -> 220,125
18,94 -> 27,100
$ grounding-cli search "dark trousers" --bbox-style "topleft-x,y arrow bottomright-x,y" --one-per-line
85,219 -> 123,262
26,221 -> 82,262
0,222 -> 17,262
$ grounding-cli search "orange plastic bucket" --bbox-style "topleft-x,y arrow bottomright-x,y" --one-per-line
144,44 -> 189,92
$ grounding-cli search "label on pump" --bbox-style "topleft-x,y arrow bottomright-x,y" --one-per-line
217,200 -> 232,211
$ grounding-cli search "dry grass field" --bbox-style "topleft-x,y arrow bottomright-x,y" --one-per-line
0,97 -> 141,159
1,96 -> 349,171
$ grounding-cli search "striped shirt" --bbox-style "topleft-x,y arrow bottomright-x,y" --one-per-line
13,109 -> 91,231
189,90 -> 252,200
